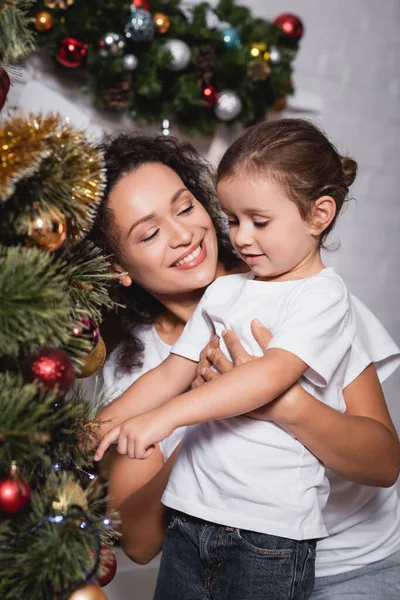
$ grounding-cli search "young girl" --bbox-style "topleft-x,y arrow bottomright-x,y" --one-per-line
94,119 -> 385,599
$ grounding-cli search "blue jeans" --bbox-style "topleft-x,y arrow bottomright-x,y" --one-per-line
312,548 -> 400,599
154,512 -> 316,600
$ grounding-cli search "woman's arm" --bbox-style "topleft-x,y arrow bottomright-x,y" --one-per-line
200,326 -> 400,487
107,444 -> 178,564
95,354 -> 196,440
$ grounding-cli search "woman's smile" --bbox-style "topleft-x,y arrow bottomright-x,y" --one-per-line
171,241 -> 207,270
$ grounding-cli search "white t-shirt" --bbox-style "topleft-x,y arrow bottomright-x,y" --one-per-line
163,269 -> 367,541
102,294 -> 400,575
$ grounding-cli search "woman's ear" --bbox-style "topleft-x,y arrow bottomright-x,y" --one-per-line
113,263 -> 132,287
308,196 -> 336,235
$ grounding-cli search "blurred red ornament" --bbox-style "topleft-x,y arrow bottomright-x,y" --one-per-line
72,317 -> 99,351
0,464 -> 31,515
132,0 -> 150,9
96,545 -> 117,587
202,85 -> 219,107
23,347 -> 75,394
56,37 -> 88,68
0,67 -> 10,111
273,13 -> 304,42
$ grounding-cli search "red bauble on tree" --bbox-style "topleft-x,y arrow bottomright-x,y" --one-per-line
95,545 -> 117,587
202,85 -> 219,107
56,37 -> 88,68
23,347 -> 75,394
0,67 -> 11,111
273,13 -> 304,43
0,464 -> 31,515
132,0 -> 150,10
72,317 -> 100,351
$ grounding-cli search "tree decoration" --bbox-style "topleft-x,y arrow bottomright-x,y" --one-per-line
76,336 -> 106,379
68,583 -> 107,600
35,11 -> 54,32
0,66 -> 10,111
28,0 -> 303,133
96,545 -> 117,587
44,0 -> 75,8
23,347 -> 76,394
99,32 -> 125,57
273,13 -> 304,43
72,317 -> 100,352
52,480 -> 88,514
56,37 -> 88,68
123,53 -> 138,71
214,90 -> 242,121
220,25 -> 241,49
0,462 -> 31,515
124,6 -> 154,42
164,39 -> 191,71
202,85 -> 219,107
153,12 -> 170,34
26,207 -> 67,252
247,59 -> 271,82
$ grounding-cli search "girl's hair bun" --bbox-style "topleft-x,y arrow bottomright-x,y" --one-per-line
340,155 -> 358,188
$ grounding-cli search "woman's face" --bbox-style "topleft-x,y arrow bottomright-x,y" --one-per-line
109,163 -> 219,299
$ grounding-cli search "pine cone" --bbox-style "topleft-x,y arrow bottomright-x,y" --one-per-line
193,45 -> 215,73
102,74 -> 133,110
247,59 -> 271,82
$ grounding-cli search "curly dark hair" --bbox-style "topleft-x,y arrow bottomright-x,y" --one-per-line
89,133 -> 239,374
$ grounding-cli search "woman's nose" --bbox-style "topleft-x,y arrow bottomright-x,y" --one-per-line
169,221 -> 193,247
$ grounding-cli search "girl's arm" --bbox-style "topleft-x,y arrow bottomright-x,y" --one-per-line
201,327 -> 400,487
95,353 -> 196,440
107,445 -> 178,564
94,347 -> 308,460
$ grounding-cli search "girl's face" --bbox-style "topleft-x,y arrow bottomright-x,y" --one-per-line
217,175 -> 318,281
109,163 -> 219,298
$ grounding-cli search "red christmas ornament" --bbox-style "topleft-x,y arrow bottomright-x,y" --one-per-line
0,465 -> 31,515
72,317 -> 100,351
0,67 -> 11,111
23,347 -> 75,394
132,0 -> 150,10
56,37 -> 88,68
273,13 -> 304,43
96,545 -> 117,587
202,85 -> 219,107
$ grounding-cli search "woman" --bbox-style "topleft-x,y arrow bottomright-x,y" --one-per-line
91,133 -> 400,599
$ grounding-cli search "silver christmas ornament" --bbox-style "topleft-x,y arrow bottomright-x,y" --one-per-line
99,32 -> 125,57
214,90 -> 242,121
125,7 -> 154,42
164,39 -> 191,71
123,54 -> 139,71
161,119 -> 171,136
269,46 -> 281,64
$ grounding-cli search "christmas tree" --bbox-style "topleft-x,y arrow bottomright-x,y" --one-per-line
29,0 -> 304,133
0,113 -> 118,600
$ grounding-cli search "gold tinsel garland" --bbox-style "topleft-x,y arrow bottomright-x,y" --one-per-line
0,113 -> 106,239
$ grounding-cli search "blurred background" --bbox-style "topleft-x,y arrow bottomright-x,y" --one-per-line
4,1 -> 400,598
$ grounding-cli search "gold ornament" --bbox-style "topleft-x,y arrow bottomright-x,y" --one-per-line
35,11 -> 54,32
270,96 -> 287,111
153,13 -> 171,34
68,583 -> 107,600
249,42 -> 268,59
76,336 -> 106,379
52,480 -> 88,514
247,59 -> 271,82
0,113 -> 106,237
44,0 -> 75,9
27,207 -> 67,252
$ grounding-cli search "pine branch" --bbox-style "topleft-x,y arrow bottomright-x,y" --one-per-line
0,245 -> 73,359
0,372 -> 103,476
0,0 -> 36,64
0,473 -> 118,600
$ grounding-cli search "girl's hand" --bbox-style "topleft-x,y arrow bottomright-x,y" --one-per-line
94,407 -> 175,462
192,319 -> 272,387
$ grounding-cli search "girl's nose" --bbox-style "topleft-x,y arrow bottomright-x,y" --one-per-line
233,224 -> 253,248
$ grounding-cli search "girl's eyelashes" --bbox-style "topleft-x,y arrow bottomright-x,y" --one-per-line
254,220 -> 269,229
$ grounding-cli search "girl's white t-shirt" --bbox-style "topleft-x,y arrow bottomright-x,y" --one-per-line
102,292 -> 400,575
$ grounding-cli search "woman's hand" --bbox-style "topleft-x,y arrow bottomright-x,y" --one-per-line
192,320 -> 304,425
